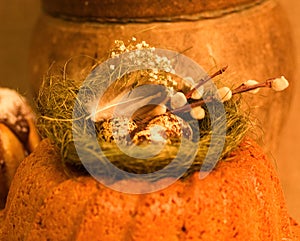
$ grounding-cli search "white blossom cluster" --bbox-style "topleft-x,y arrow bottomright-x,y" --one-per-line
110,39 -> 175,75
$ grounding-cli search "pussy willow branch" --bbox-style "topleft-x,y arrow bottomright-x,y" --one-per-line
185,65 -> 228,99
172,78 -> 275,115
231,79 -> 272,94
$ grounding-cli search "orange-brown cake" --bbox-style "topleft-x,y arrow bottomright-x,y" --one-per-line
0,138 -> 299,240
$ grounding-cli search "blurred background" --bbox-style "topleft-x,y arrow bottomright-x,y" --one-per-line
0,0 -> 40,97
276,0 -> 300,223
0,0 -> 299,221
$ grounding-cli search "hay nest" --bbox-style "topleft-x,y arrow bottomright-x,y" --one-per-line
36,64 -> 249,181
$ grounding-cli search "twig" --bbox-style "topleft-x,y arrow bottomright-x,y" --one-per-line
185,65 -> 228,99
232,79 -> 272,94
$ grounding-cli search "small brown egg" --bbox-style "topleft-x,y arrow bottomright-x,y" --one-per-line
132,113 -> 192,145
96,117 -> 137,144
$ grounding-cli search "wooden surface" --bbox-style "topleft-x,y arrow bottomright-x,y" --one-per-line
0,0 -> 299,222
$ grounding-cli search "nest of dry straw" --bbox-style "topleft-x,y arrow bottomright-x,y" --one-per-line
36,64 -> 249,181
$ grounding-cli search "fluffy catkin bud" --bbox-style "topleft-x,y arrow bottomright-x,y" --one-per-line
271,76 -> 289,91
170,92 -> 187,109
217,87 -> 232,102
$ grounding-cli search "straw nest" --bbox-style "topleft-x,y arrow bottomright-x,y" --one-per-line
36,62 -> 249,182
